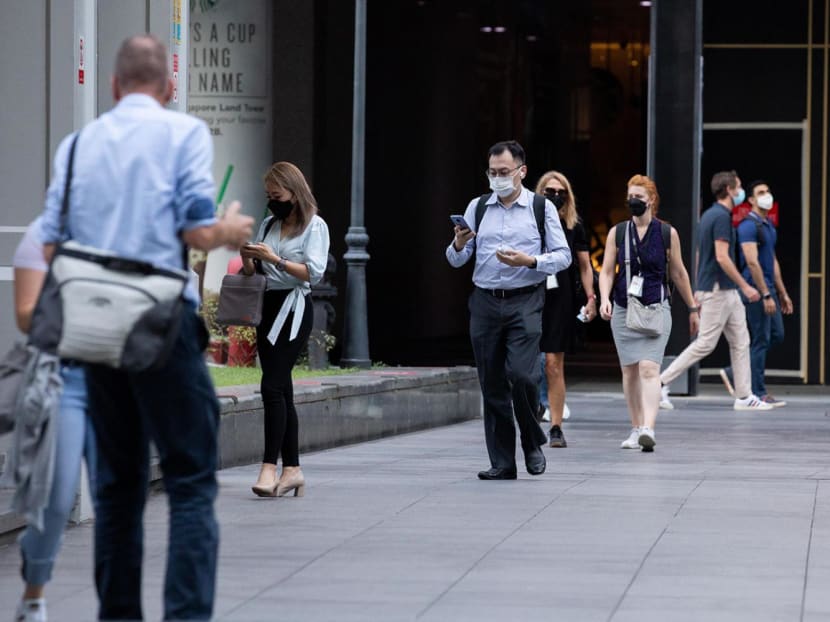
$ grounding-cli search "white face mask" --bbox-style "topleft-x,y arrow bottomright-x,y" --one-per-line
488,173 -> 518,198
757,193 -> 774,210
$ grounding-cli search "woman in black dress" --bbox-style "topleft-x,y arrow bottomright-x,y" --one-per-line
535,171 -> 597,448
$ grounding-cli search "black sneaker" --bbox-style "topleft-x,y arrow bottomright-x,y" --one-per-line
549,424 -> 567,448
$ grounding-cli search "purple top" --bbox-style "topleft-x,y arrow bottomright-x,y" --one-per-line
612,219 -> 668,308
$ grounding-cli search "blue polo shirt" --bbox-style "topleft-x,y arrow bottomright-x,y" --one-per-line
40,94 -> 217,304
736,211 -> 777,290
696,202 -> 737,291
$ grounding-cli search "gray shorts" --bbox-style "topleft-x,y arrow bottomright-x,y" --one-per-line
611,301 -> 672,366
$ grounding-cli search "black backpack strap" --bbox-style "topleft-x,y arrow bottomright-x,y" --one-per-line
615,220 -> 626,249
744,216 -> 765,247
474,195 -> 489,234
261,215 -> 278,240
660,221 -> 673,297
736,216 -> 765,271
472,194 -> 490,252
532,193 -> 546,252
612,221 -> 628,290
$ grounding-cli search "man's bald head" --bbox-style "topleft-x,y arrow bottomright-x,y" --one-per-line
114,35 -> 169,96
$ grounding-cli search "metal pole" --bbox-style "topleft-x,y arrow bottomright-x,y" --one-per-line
341,0 -> 371,368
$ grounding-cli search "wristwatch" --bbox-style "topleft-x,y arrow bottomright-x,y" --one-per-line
276,257 -> 287,272
762,292 -> 772,300
688,306 -> 700,313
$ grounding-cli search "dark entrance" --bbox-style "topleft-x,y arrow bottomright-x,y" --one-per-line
353,0 -> 651,367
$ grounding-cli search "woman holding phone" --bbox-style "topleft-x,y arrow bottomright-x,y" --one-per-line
241,162 -> 330,498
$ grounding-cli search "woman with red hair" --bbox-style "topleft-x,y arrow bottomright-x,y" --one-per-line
598,175 -> 698,452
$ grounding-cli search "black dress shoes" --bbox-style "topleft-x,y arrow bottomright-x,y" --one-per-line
524,446 -> 546,475
477,467 -> 518,480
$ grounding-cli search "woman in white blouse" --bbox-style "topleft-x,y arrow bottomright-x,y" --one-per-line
241,162 -> 331,498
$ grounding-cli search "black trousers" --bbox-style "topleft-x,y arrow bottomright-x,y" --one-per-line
469,285 -> 547,470
86,311 -> 219,620
256,289 -> 313,466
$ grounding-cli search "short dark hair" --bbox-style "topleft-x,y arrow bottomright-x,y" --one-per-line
114,34 -> 168,94
710,170 -> 738,200
747,179 -> 769,198
488,140 -> 525,164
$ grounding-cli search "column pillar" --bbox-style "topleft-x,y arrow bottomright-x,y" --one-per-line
647,0 -> 703,394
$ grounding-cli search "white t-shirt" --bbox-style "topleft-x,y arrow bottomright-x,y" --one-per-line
12,218 -> 48,273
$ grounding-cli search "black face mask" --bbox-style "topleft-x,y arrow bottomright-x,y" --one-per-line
545,191 -> 566,210
628,197 -> 648,217
268,199 -> 294,220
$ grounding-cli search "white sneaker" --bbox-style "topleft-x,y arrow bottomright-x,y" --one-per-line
734,394 -> 774,411
15,598 -> 47,622
541,408 -> 550,422
659,385 -> 674,410
562,403 -> 571,420
638,426 -> 656,452
620,427 -> 641,449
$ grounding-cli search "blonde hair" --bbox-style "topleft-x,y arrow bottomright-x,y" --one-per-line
263,162 -> 318,238
627,174 -> 660,215
535,170 -> 579,229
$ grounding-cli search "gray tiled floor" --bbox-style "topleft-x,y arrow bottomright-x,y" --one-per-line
1,386 -> 829,621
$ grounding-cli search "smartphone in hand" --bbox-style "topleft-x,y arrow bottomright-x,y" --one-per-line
450,214 -> 471,230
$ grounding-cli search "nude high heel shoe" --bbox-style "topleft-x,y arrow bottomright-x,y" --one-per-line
251,463 -> 279,497
275,471 -> 305,497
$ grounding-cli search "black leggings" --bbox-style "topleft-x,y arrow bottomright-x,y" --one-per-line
257,289 -> 313,466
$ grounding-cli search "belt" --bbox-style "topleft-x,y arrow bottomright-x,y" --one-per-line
476,283 -> 541,299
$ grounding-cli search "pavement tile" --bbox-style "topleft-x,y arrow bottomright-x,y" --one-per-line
1,387 -> 828,620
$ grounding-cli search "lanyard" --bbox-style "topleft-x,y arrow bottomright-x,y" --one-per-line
628,220 -> 650,275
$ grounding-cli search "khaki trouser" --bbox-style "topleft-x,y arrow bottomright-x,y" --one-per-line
660,285 -> 752,398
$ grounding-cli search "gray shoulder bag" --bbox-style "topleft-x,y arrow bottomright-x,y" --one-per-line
623,222 -> 665,337
28,132 -> 190,371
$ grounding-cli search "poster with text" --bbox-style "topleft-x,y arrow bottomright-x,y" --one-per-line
188,0 -> 272,293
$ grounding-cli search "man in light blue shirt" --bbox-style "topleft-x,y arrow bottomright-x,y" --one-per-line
39,35 -> 253,621
446,141 -> 571,480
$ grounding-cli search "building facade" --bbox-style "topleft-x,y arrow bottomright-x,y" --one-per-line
0,0 -> 828,384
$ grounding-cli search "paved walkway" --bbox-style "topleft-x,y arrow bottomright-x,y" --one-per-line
1,385 -> 829,621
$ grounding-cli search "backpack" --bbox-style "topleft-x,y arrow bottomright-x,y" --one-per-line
473,193 -> 547,253
615,219 -> 673,292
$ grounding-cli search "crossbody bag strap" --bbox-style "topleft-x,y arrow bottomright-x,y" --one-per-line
253,216 -> 278,275
58,133 -> 81,241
